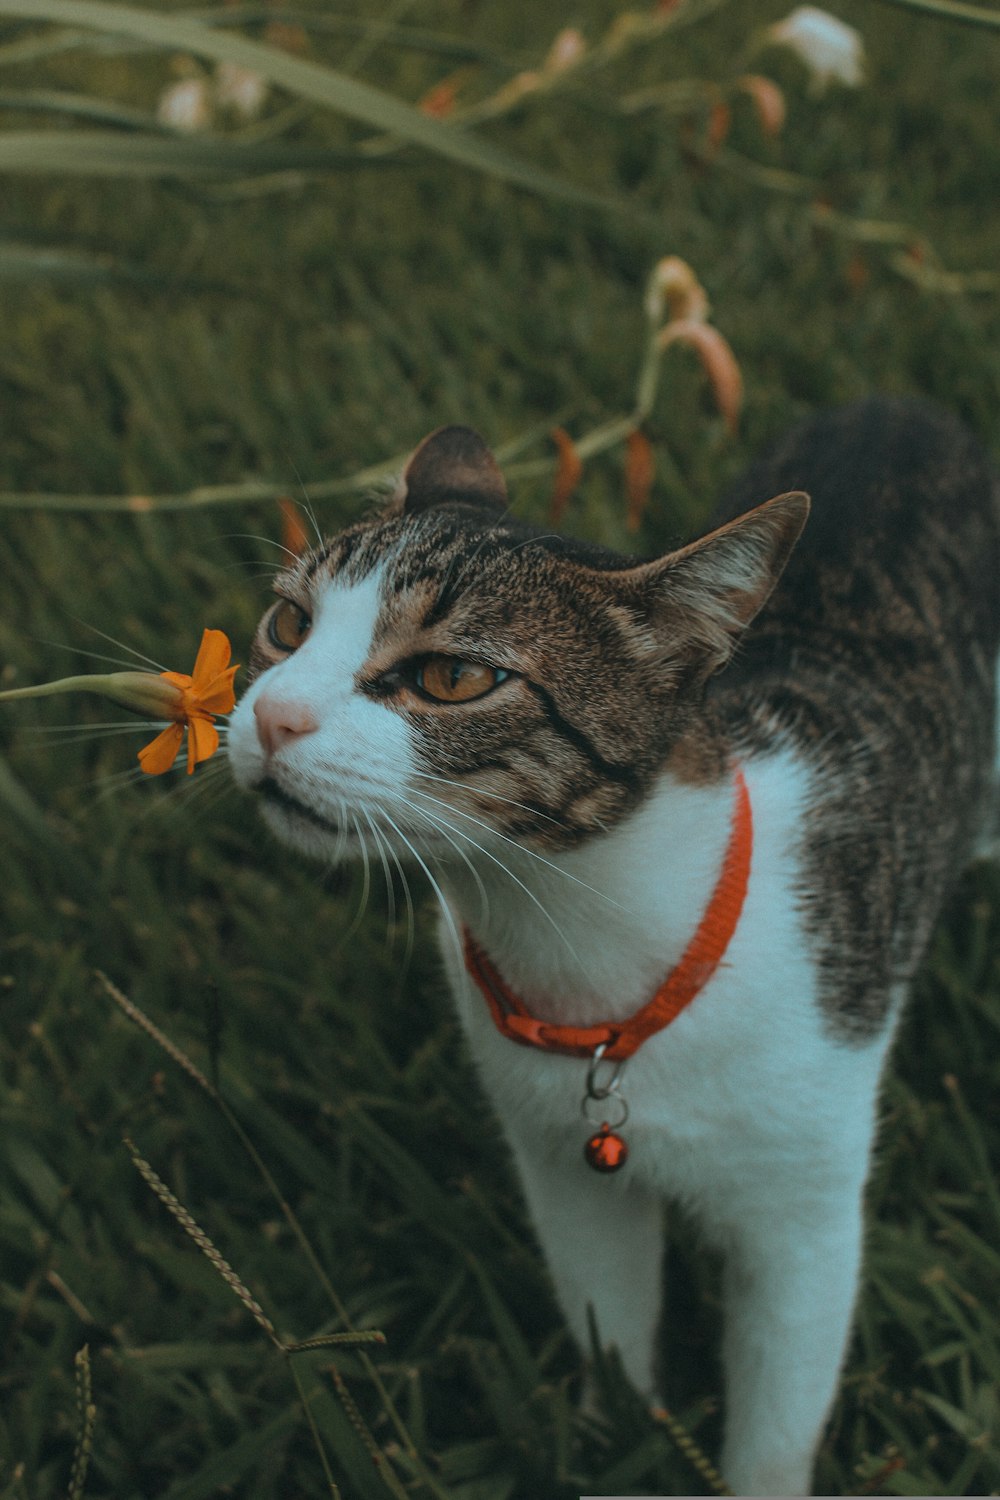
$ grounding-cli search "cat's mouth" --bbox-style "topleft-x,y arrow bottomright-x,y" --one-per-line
253,771 -> 470,861
256,775 -> 341,834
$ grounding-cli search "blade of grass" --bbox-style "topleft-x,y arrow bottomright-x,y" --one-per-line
67,1345 -> 96,1500
0,0 -> 645,218
0,86 -> 170,128
99,975 -> 455,1500
0,128 -> 404,176
870,0 -> 1000,28
0,240 -> 200,288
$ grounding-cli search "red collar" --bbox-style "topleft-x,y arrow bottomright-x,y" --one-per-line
462,769 -> 752,1063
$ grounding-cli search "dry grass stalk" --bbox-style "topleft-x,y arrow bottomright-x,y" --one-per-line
68,1344 -> 96,1500
96,971 -> 213,1096
124,1136 -> 282,1349
651,1403 -> 734,1496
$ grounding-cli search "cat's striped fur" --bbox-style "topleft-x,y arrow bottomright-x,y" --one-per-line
228,396 -> 999,1494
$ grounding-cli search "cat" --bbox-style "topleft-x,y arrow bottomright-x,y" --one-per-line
226,395 -> 1000,1496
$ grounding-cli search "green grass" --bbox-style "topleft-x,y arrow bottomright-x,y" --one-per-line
0,2 -> 999,1495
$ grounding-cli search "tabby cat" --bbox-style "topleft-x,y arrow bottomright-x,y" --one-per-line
227,396 -> 1000,1496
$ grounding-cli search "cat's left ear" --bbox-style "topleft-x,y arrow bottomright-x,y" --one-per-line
390,425 -> 508,516
618,491 -> 810,677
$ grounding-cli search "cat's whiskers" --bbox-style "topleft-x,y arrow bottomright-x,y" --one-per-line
321,804 -> 373,944
221,531 -> 303,566
368,802 -> 417,965
29,720 -> 161,734
222,562 -> 293,583
179,762 -> 238,818
302,501 -> 325,553
374,804 -> 465,968
394,791 -> 580,963
392,793 -> 492,926
66,618 -> 168,673
402,782 -> 628,914
23,722 -> 162,750
409,767 -> 567,833
281,455 -> 326,552
360,806 -> 398,934
357,801 -> 420,962
75,762 -> 157,817
33,638 -> 166,674
75,742 -> 235,824
355,809 -> 373,932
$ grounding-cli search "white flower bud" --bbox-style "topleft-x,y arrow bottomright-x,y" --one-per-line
768,7 -> 865,93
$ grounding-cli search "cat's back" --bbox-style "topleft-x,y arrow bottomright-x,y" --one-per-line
715,394 -> 999,671
709,395 -> 1000,1032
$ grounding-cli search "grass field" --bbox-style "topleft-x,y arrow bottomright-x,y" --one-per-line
1,2 -> 999,1496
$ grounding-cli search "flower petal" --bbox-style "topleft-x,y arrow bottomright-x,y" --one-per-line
645,256 -> 710,327
186,715 -> 219,774
544,28 -> 586,75
625,429 -> 656,534
768,7 -> 865,92
736,74 -> 787,138
279,496 -> 309,557
195,666 -> 239,717
419,77 -> 461,118
550,427 -> 583,525
658,320 -> 743,434
138,723 -> 184,776
191,629 -> 232,689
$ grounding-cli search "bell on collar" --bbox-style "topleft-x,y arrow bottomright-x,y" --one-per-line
584,1122 -> 629,1173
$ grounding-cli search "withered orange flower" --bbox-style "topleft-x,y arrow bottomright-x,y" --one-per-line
657,319 -> 744,435
138,629 -> 239,777
706,99 -> 732,154
625,428 -> 656,533
550,426 -> 583,525
278,496 -> 309,557
736,74 -> 787,138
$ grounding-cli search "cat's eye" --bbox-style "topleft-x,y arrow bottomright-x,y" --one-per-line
268,599 -> 312,653
417,656 -> 508,704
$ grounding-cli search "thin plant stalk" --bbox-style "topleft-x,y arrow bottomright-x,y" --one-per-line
67,1344 -> 96,1500
99,973 -> 452,1500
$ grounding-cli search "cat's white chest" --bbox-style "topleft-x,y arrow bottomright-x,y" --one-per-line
441,746 -> 888,1232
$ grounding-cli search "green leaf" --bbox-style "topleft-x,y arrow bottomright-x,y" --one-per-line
0,127 -> 404,177
0,85 -> 168,128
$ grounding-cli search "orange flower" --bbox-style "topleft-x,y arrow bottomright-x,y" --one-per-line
645,255 -> 710,327
657,320 -> 744,435
550,427 -> 583,525
138,629 -> 239,776
278,496 -> 308,557
418,77 -> 460,119
625,428 -> 656,533
736,74 -> 787,138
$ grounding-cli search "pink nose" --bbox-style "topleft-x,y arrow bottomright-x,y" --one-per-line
253,694 -> 318,756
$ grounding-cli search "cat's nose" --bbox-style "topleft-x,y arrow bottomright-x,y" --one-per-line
253,694 -> 318,756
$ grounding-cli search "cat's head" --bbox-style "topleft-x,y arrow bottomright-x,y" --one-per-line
227,426 -> 808,859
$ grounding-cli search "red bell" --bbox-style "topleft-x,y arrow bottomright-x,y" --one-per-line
584,1123 -> 628,1173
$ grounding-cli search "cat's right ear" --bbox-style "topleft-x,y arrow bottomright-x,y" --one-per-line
617,490 -> 810,679
388,425 -> 508,517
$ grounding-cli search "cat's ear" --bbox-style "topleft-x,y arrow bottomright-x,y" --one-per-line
620,491 -> 810,677
390,425 -> 508,516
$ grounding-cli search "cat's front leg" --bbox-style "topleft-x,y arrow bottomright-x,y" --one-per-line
718,1181 -> 865,1497
506,1126 -> 666,1400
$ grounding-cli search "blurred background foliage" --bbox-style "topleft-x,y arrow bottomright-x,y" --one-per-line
0,1 -> 999,1496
